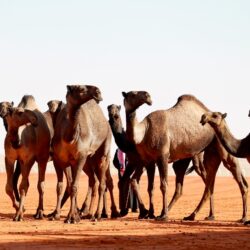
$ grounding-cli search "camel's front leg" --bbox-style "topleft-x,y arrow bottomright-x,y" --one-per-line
34,160 -> 47,219
14,160 -> 33,221
95,156 -> 108,220
156,155 -> 169,221
48,161 -> 65,221
5,157 -> 19,212
146,163 -> 155,218
65,158 -> 86,224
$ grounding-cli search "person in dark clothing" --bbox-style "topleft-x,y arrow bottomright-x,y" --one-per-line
113,148 -> 138,212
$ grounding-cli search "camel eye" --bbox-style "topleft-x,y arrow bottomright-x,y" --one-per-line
212,114 -> 217,118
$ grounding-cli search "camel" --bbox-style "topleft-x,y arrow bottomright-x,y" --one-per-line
0,101 -> 21,205
51,85 -> 118,223
201,112 -> 250,163
107,104 -> 247,221
121,91 -> 248,221
4,105 -> 50,221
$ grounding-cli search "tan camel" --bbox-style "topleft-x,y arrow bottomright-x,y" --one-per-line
4,105 -> 50,221
201,111 -> 250,163
122,92 -> 248,221
52,85 -> 118,223
108,104 -> 247,221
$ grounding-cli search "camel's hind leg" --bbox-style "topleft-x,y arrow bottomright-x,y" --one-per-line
221,154 -> 248,223
105,164 -> 120,218
183,143 -> 221,221
168,158 -> 191,212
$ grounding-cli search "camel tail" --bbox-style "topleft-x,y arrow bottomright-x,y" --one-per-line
185,166 -> 195,175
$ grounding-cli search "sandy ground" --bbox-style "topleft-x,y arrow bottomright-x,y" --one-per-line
0,172 -> 250,250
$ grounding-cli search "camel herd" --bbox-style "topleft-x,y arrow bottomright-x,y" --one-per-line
0,85 -> 250,225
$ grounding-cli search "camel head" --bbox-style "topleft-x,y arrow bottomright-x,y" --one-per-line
6,108 -> 38,148
66,85 -> 103,106
200,111 -> 227,127
0,101 -> 14,118
107,104 -> 121,121
47,100 -> 65,113
122,91 -> 152,113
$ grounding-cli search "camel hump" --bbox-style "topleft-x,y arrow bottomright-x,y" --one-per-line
176,94 -> 209,111
18,95 -> 40,111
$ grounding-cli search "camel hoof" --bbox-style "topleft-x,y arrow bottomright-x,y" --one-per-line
101,213 -> 108,219
64,215 -> 81,224
34,210 -> 45,220
90,216 -> 97,222
120,209 -> 128,217
238,218 -> 247,224
183,214 -> 195,221
111,210 -> 120,219
155,215 -> 168,221
205,215 -> 215,221
13,215 -> 23,222
147,213 -> 156,219
244,220 -> 250,225
138,209 -> 149,219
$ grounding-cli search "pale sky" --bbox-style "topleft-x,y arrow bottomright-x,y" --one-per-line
0,0 -> 250,157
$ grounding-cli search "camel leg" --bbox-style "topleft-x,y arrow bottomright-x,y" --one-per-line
48,161 -> 65,221
156,155 -> 169,221
65,157 -> 86,224
130,166 -> 149,219
5,157 -> 19,212
105,166 -> 120,218
119,162 -> 137,217
13,161 -> 21,202
168,158 -> 191,212
183,144 -> 221,221
34,160 -> 48,219
146,164 -> 155,218
94,156 -> 109,220
221,155 -> 248,223
14,159 -> 34,221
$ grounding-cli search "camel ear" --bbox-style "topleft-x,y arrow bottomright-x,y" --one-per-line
122,92 -> 127,98
222,113 -> 227,119
118,105 -> 121,111
29,113 -> 38,127
11,101 -> 14,107
67,85 -> 72,93
107,105 -> 111,111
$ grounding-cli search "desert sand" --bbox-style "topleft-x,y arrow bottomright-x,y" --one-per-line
0,172 -> 249,250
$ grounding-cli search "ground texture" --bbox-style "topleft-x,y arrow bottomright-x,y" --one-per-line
0,173 -> 250,250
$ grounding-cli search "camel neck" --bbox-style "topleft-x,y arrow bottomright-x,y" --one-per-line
125,110 -> 142,144
109,117 -> 135,153
64,104 -> 81,143
213,121 -> 250,158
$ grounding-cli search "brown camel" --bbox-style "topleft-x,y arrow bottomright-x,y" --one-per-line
201,111 -> 250,163
51,85 -> 118,223
107,104 -> 247,221
0,101 -> 21,205
122,91 -> 248,221
4,105 -> 50,221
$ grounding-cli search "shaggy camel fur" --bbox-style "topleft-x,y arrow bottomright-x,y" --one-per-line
201,112 -> 250,163
4,105 -> 50,221
108,104 -> 247,221
52,85 -> 118,223
122,92 -> 248,221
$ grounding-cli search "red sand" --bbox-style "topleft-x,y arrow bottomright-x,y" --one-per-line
0,173 -> 249,249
